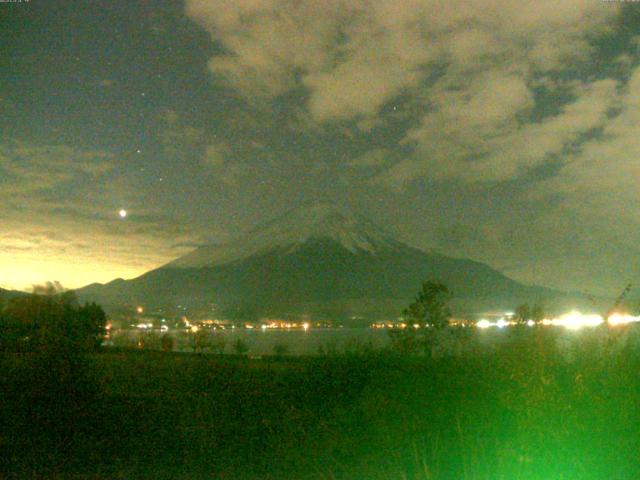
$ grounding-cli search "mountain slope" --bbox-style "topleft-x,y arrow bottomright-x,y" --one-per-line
77,202 -> 589,321
0,288 -> 28,303
166,202 -> 400,269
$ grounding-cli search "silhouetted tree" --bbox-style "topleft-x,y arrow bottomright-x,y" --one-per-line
1,287 -> 104,475
77,302 -> 108,350
1,290 -> 106,352
390,281 -> 453,355
514,303 -> 530,325
531,303 -> 545,324
32,281 -> 65,295
0,296 -> 7,351
403,280 -> 452,330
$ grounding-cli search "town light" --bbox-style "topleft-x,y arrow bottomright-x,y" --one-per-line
550,311 -> 603,330
607,313 -> 640,326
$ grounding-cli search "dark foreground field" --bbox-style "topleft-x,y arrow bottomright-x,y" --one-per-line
2,327 -> 640,479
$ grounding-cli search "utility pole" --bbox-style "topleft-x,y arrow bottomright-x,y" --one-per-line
604,283 -> 633,322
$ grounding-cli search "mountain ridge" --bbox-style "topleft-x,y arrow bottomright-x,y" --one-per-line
77,202 -> 594,321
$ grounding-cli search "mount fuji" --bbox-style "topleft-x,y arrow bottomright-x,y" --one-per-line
166,202 -> 401,269
76,202 -> 584,322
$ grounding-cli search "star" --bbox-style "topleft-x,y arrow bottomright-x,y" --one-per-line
118,209 -> 127,218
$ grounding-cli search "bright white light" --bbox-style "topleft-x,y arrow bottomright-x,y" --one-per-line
119,209 -> 127,218
550,311 -> 603,330
473,311 -> 631,330
608,313 -> 640,326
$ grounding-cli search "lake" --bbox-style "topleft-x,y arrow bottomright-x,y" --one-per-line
108,327 -> 393,355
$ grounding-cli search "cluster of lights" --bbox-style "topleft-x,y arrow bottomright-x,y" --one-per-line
259,321 -> 310,331
372,318 -> 469,329
476,318 -> 512,329
133,323 -> 168,332
476,311 -> 640,330
544,311 -> 603,330
371,322 -> 401,329
371,322 -> 425,329
607,313 -> 640,327
183,321 -> 312,332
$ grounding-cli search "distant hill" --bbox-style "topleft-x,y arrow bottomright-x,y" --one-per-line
77,202 -> 597,323
0,288 -> 28,303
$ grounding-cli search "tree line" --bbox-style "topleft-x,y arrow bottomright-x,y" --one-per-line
391,280 -> 547,354
0,286 -> 106,353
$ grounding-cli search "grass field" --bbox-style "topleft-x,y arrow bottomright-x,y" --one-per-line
2,326 -> 640,479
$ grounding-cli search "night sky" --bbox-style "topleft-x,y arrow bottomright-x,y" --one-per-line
1,0 -> 639,295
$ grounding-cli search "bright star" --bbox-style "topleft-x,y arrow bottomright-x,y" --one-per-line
119,209 -> 127,218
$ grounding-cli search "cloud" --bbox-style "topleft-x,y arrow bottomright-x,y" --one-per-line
347,148 -> 389,168
201,140 -> 269,187
377,77 -> 619,187
203,142 -> 230,167
0,209 -> 196,291
186,0 -> 617,125
158,109 -> 205,159
201,141 -> 249,186
371,158 -> 427,191
416,68 -> 640,295
530,66 -> 640,240
0,140 -> 196,290
186,0 -> 344,100
0,141 -> 114,201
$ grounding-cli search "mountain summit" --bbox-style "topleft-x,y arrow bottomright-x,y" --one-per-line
168,202 -> 398,269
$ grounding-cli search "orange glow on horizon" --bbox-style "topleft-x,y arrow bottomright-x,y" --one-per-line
0,256 -> 149,291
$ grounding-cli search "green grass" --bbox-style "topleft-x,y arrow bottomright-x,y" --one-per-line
2,327 -> 640,479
